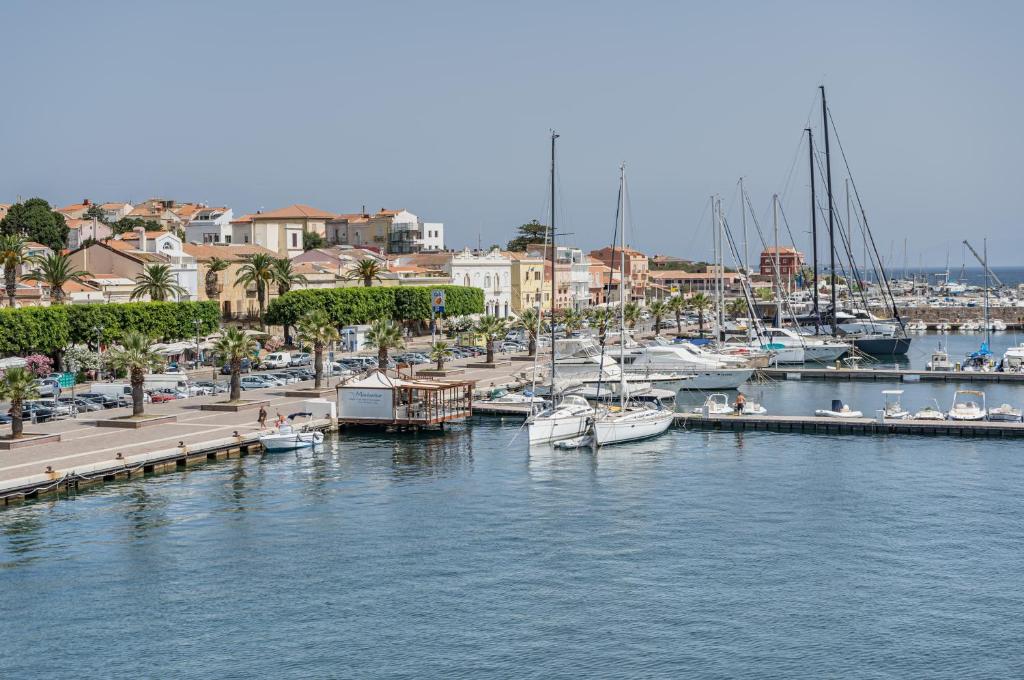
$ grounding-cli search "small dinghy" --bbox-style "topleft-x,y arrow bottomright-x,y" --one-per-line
815,399 -> 863,418
259,413 -> 325,452
987,404 -> 1023,423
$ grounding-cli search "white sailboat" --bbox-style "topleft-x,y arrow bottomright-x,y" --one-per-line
590,164 -> 674,447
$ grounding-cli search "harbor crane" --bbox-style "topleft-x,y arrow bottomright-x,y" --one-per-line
962,240 -> 1003,288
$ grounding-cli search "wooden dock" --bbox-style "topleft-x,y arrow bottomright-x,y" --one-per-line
674,412 -> 1024,438
760,368 -> 1024,384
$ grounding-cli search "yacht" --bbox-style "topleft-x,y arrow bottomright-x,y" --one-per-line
1002,343 -> 1024,371
526,395 -> 595,444
926,344 -> 955,371
948,389 -> 986,421
762,327 -> 850,363
624,340 -> 754,390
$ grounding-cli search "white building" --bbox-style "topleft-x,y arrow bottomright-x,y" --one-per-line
388,211 -> 445,253
560,246 -> 591,311
449,248 -> 512,318
185,207 -> 234,244
123,229 -> 199,301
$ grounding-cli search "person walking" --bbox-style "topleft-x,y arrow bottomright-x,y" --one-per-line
733,392 -> 746,415
257,405 -> 267,429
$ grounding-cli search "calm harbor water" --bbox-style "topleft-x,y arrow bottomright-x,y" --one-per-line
3,416 -> 1024,678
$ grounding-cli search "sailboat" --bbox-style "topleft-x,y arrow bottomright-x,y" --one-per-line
527,131 -> 595,445
590,164 -> 675,447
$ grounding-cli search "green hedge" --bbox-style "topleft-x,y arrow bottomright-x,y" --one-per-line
0,301 -> 219,356
265,285 -> 484,328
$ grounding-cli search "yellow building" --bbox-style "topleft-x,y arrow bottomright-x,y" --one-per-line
508,251 -> 546,313
183,242 -> 279,320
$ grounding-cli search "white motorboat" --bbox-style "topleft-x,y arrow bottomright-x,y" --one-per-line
625,342 -> 754,390
1002,343 -> 1024,371
591,404 -> 675,446
987,319 -> 1008,331
987,403 -> 1023,423
934,320 -> 952,332
481,387 -> 549,407
926,345 -> 955,371
912,401 -> 946,421
906,320 -> 928,332
567,382 -> 676,409
948,389 -> 987,421
259,414 -> 325,452
526,395 -> 594,445
959,320 -> 981,332
815,399 -> 864,418
880,389 -> 910,420
694,393 -> 767,416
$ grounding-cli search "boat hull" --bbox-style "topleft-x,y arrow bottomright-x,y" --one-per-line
852,336 -> 912,356
802,344 -> 850,363
527,414 -> 591,445
259,431 -> 324,452
592,410 -> 674,446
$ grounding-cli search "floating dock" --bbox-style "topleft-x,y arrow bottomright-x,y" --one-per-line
760,368 -> 1024,384
674,412 -> 1024,438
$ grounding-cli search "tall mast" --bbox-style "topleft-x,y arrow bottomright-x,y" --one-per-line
550,131 -> 558,387
983,237 -> 990,348
772,193 -> 781,327
618,164 -> 628,409
820,85 -> 837,337
710,195 -> 717,339
739,177 -> 748,274
806,128 -> 819,334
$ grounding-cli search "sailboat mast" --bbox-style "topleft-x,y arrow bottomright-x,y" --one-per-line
820,85 -> 838,337
984,237 -> 990,348
740,177 -> 748,274
619,164 -> 628,409
550,131 -> 558,387
773,194 -> 781,327
806,128 -> 819,334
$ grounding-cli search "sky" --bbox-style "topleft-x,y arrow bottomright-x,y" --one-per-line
1,0 -> 1021,266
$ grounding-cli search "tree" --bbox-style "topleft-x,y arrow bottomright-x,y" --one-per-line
272,258 -> 309,344
0,367 -> 40,438
296,309 -> 339,389
214,327 -> 259,401
0,234 -> 29,307
474,315 -> 507,363
506,220 -> 549,251
204,257 -> 229,300
429,340 -> 454,371
107,331 -> 161,416
560,308 -> 584,334
688,293 -> 713,337
235,253 -> 276,324
131,263 -> 187,301
647,299 -> 668,336
0,198 -> 69,251
514,307 -> 547,356
667,295 -> 686,334
727,298 -> 749,318
588,307 -> 612,346
111,217 -> 162,236
623,302 -> 642,330
364,319 -> 404,369
27,252 -> 89,304
83,204 -> 107,222
302,230 -> 326,250
347,259 -> 384,287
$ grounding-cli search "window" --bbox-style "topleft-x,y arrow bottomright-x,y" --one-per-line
484,275 -> 491,288
291,233 -> 298,248
225,235 -> 231,244
244,235 -> 250,243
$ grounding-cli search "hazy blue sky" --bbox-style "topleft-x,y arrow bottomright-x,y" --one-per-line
2,1 -> 1020,265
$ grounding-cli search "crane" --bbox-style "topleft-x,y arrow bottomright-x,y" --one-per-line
962,240 -> 1003,287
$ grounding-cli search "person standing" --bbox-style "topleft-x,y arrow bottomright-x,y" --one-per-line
257,406 -> 267,429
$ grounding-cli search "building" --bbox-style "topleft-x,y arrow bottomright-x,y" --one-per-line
231,204 -> 336,257
508,251 -> 545,313
182,242 -> 278,319
66,218 -> 113,250
328,209 -> 444,254
587,256 -> 617,306
394,248 -> 512,317
126,199 -> 188,229
69,230 -> 198,301
649,254 -> 694,270
99,202 -> 134,223
648,267 -> 747,296
185,207 -> 234,244
759,247 -> 805,279
589,246 -> 649,303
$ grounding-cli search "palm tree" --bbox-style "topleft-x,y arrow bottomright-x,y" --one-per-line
296,310 -> 339,389
27,252 -> 90,304
560,308 -> 584,335
364,319 -> 405,369
107,331 -> 161,416
727,298 -> 749,319
667,295 -> 687,334
474,315 -> 507,363
588,307 -> 612,346
272,258 -> 309,344
429,340 -> 454,371
0,367 -> 40,438
623,302 -> 642,330
688,293 -> 714,337
647,299 -> 668,336
348,258 -> 384,287
213,327 -> 259,401
131,263 -> 187,301
514,308 -> 547,356
235,253 -> 276,323
0,235 -> 29,308
205,257 -> 229,300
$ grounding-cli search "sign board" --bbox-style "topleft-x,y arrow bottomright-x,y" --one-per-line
57,372 -> 75,388
431,289 -> 446,314
339,388 -> 394,420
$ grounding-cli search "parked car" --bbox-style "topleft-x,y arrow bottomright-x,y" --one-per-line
221,358 -> 253,375
0,413 -> 10,425
193,380 -> 228,394
239,376 -> 274,391
34,378 -> 61,398
261,352 -> 292,369
149,392 -> 179,403
164,366 -> 187,375
76,392 -> 119,409
288,368 -> 315,381
58,396 -> 104,413
499,341 -> 526,353
20,402 -> 55,422
29,398 -> 74,418
289,353 -> 312,367
188,384 -> 214,396
268,372 -> 300,385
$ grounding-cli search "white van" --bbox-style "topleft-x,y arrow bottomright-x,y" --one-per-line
261,352 -> 292,369
91,383 -> 134,406
143,374 -> 190,392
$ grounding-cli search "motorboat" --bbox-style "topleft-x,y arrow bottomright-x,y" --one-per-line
987,404 -> 1023,423
906,320 -> 928,332
912,401 -> 946,421
259,413 -> 325,452
694,393 -> 767,416
566,382 -> 676,409
1002,343 -> 1024,371
948,389 -> 987,421
959,320 -> 981,332
880,390 -> 910,420
481,387 -> 549,407
625,340 -> 754,390
926,344 -> 955,371
526,395 -> 594,445
934,320 -> 952,332
987,319 -> 1008,331
815,399 -> 863,418
591,403 -> 675,446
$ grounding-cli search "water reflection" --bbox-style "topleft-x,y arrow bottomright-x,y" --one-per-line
0,508 -> 46,566
387,426 -> 475,480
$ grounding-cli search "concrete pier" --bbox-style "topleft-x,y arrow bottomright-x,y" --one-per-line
674,412 -> 1024,438
760,367 -> 1024,384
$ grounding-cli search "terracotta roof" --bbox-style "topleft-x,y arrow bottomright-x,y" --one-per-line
392,252 -> 451,267
120,230 -> 169,239
590,246 -> 647,257
61,280 -> 99,294
181,243 -> 276,261
760,247 -> 802,255
231,214 -> 255,224
649,270 -> 744,281
248,204 -> 336,220
100,202 -> 131,210
375,208 -> 404,217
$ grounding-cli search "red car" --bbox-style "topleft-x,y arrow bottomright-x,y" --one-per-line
149,392 -> 179,403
